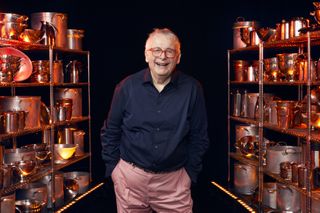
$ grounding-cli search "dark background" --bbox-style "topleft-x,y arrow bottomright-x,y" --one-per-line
0,0 -> 314,188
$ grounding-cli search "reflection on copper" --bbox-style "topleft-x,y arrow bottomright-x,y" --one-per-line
271,71 -> 278,81
315,117 -> 320,129
20,34 -> 31,43
1,27 -> 5,38
9,29 -> 15,38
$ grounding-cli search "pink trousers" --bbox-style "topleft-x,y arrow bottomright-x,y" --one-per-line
111,159 -> 193,213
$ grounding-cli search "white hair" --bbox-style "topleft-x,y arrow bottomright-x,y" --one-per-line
145,28 -> 181,52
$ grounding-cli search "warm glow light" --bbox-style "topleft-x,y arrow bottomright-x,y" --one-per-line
211,181 -> 256,213
20,34 -> 31,42
301,123 -> 307,128
56,182 -> 104,213
9,29 -> 15,38
287,69 -> 294,76
315,117 -> 320,128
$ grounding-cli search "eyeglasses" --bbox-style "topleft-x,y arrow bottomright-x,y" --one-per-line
147,48 -> 177,58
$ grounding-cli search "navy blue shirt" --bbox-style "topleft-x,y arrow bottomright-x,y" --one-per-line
101,68 -> 209,183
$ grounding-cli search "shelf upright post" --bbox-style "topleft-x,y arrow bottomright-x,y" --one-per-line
306,31 -> 312,213
227,50 -> 231,184
11,76 -> 16,149
48,45 -> 56,209
87,51 -> 92,182
258,42 -> 264,211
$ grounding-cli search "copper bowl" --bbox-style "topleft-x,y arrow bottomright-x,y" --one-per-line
54,144 -> 76,164
14,160 -> 36,176
257,27 -> 277,42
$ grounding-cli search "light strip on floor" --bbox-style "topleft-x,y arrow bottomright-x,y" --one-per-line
55,182 -> 105,213
211,181 -> 256,213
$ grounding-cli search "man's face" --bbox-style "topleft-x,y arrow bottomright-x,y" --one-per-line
145,34 -> 181,79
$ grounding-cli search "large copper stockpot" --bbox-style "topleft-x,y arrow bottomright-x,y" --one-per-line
31,12 -> 68,48
234,163 -> 258,195
0,96 -> 41,129
233,60 -> 249,82
233,17 -> 259,49
266,145 -> 301,174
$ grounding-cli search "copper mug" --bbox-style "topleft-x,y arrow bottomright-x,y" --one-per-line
56,98 -> 73,121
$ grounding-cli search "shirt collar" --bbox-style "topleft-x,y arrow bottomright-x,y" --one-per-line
142,68 -> 180,87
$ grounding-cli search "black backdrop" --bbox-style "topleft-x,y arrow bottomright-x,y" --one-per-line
0,0 -> 314,185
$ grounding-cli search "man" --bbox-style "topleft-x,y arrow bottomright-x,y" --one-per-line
101,28 -> 209,213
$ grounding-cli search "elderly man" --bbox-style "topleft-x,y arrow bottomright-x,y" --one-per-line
101,28 -> 209,213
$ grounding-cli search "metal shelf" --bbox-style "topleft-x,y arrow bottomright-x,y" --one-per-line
228,31 -> 320,212
0,37 -> 89,54
229,152 -> 258,167
0,116 -> 90,141
0,82 -> 89,87
53,153 -> 90,171
229,30 -> 320,54
230,152 -> 306,194
0,38 -> 92,211
229,152 -> 320,203
231,80 -> 320,86
0,153 -> 90,196
231,116 -> 320,143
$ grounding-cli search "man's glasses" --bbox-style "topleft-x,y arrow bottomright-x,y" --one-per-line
147,48 -> 177,58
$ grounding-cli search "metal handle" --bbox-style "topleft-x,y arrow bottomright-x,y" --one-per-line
236,17 -> 245,22
267,188 -> 276,193
15,206 -> 22,213
284,148 -> 300,155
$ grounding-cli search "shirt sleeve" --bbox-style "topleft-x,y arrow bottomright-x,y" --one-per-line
185,82 -> 210,183
100,82 -> 126,177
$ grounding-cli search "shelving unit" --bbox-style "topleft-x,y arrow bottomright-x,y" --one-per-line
0,39 -> 92,212
226,31 -> 320,212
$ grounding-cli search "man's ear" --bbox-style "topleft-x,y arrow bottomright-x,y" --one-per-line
176,53 -> 181,64
145,51 -> 149,63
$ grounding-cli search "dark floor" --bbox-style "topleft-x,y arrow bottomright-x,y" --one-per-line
62,180 -> 250,213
